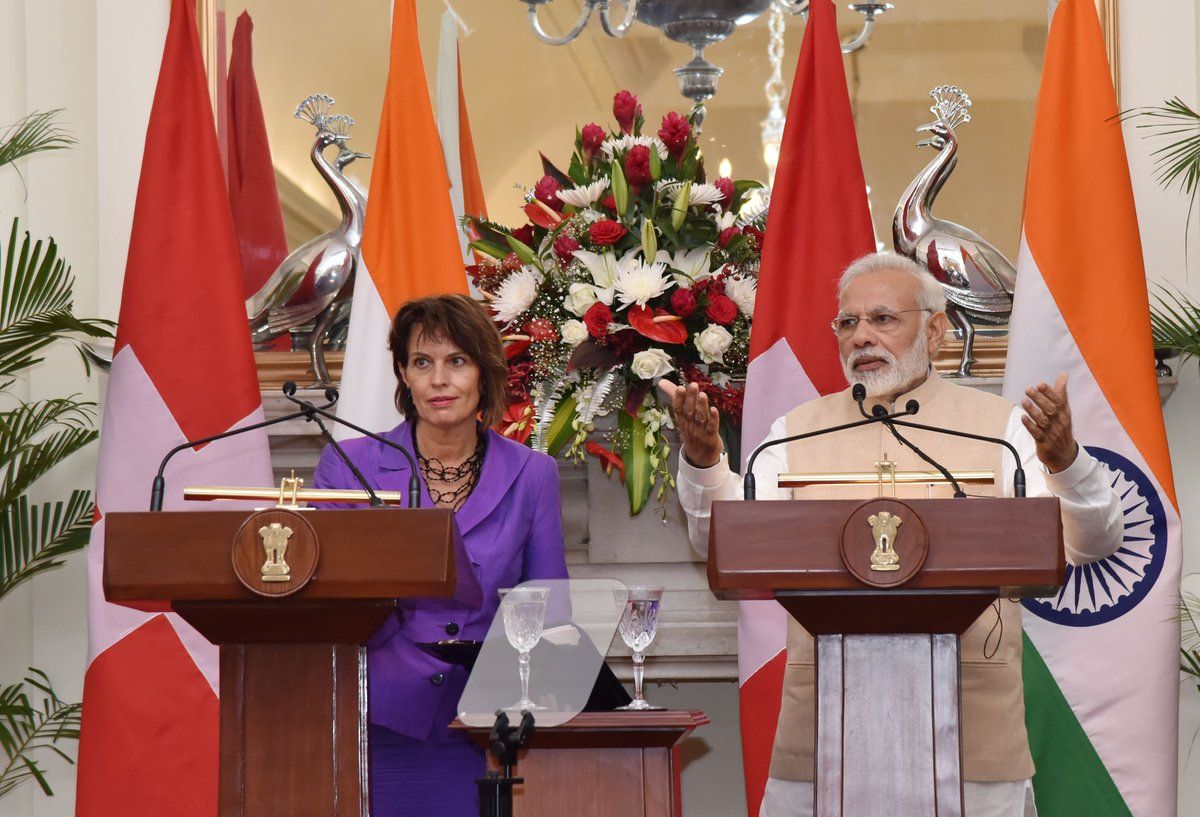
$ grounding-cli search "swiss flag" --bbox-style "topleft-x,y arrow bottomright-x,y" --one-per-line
736,1 -> 876,813
75,1 -> 272,815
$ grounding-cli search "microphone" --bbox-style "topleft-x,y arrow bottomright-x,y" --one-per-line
854,389 -> 965,498
855,385 -> 1027,498
149,389 -> 340,511
743,400 -> 918,500
280,383 -> 422,508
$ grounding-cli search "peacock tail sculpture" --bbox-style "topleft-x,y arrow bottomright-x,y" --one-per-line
892,85 -> 1016,378
246,94 -> 369,386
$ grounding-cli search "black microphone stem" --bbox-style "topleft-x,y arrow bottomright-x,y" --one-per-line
304,410 -> 384,507
743,405 -> 917,500
149,397 -> 338,511
855,392 -> 965,498
280,383 -> 422,508
887,418 -> 1027,498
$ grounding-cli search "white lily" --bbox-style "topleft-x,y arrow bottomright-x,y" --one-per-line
655,246 -> 714,287
573,248 -> 640,289
714,210 -> 738,231
557,179 -> 609,209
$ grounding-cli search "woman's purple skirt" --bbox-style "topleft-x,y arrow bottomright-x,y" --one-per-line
369,725 -> 485,817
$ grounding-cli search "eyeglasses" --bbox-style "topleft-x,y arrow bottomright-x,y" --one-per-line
830,308 -> 930,338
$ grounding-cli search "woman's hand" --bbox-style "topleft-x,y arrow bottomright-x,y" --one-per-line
658,381 -> 723,468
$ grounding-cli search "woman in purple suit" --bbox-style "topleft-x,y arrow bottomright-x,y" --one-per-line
314,294 -> 568,817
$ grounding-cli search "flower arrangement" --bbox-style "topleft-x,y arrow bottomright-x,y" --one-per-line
465,91 -> 766,515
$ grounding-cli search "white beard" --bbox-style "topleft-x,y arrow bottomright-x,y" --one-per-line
841,336 -> 931,399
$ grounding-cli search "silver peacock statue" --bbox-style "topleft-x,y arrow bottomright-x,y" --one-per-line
892,85 -> 1016,378
246,94 -> 369,386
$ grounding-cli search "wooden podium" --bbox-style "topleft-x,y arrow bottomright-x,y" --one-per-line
104,508 -> 480,817
709,497 -> 1064,817
458,711 -> 709,817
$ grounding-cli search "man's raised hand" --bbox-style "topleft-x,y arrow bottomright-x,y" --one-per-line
658,380 -> 723,468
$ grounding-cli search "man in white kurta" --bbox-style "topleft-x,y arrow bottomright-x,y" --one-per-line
661,253 -> 1123,817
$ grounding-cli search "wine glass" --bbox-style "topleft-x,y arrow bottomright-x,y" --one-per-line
500,586 -> 550,712
616,586 -> 665,711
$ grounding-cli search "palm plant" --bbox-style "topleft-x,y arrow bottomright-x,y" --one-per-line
1123,99 -> 1200,364
0,109 -> 113,800
0,670 -> 81,798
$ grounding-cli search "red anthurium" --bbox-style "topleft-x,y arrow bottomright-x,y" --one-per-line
586,441 -> 626,482
499,400 -> 534,445
524,201 -> 563,229
504,339 -> 531,360
627,305 -> 688,344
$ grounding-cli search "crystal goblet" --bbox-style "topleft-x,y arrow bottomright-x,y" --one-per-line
616,585 -> 665,711
500,586 -> 551,712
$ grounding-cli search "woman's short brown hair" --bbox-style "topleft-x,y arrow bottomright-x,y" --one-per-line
388,294 -> 509,428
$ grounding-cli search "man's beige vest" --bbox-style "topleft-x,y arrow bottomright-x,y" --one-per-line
768,372 -> 1035,783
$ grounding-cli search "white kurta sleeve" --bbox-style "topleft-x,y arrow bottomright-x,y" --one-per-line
1000,406 -> 1123,565
676,416 -> 792,558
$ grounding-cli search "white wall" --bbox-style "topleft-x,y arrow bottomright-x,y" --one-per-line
1117,1 -> 1200,814
0,2 -> 165,816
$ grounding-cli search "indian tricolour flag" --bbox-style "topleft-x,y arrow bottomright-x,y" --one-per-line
336,0 -> 470,435
1002,1 -> 1181,815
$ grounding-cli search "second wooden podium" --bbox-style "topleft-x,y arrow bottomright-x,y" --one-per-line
709,497 -> 1064,817
104,507 -> 480,817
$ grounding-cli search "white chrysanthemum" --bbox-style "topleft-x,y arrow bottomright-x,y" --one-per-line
725,275 -> 758,317
557,179 -> 608,209
659,181 -> 724,207
491,266 -> 543,324
600,134 -> 669,162
655,246 -> 714,287
737,188 -> 770,227
614,261 -> 672,308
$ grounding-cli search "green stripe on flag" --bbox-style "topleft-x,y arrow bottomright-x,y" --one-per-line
1023,632 -> 1131,816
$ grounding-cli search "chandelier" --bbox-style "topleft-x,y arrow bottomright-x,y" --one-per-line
517,1 -> 894,106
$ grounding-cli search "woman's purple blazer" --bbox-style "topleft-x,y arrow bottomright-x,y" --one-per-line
313,422 -> 568,742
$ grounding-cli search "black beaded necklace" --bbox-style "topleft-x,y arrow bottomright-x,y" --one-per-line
412,421 -> 486,511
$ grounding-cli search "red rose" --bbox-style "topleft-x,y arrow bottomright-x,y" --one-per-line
583,302 -> 613,338
717,226 -> 742,248
588,219 -> 628,246
524,318 -> 558,343
601,195 -> 617,212
624,145 -> 652,190
511,224 -> 536,247
657,112 -> 691,158
613,90 -> 641,135
581,123 -> 606,160
714,177 -> 735,209
501,252 -> 523,272
670,288 -> 697,318
553,234 -> 581,263
534,175 -> 564,212
706,293 -> 738,325
744,225 -> 765,250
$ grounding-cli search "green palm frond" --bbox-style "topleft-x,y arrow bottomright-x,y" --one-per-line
0,670 -> 81,798
1122,97 -> 1200,236
1149,284 -> 1200,363
0,491 -> 92,600
0,111 -> 75,172
0,219 -> 114,380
